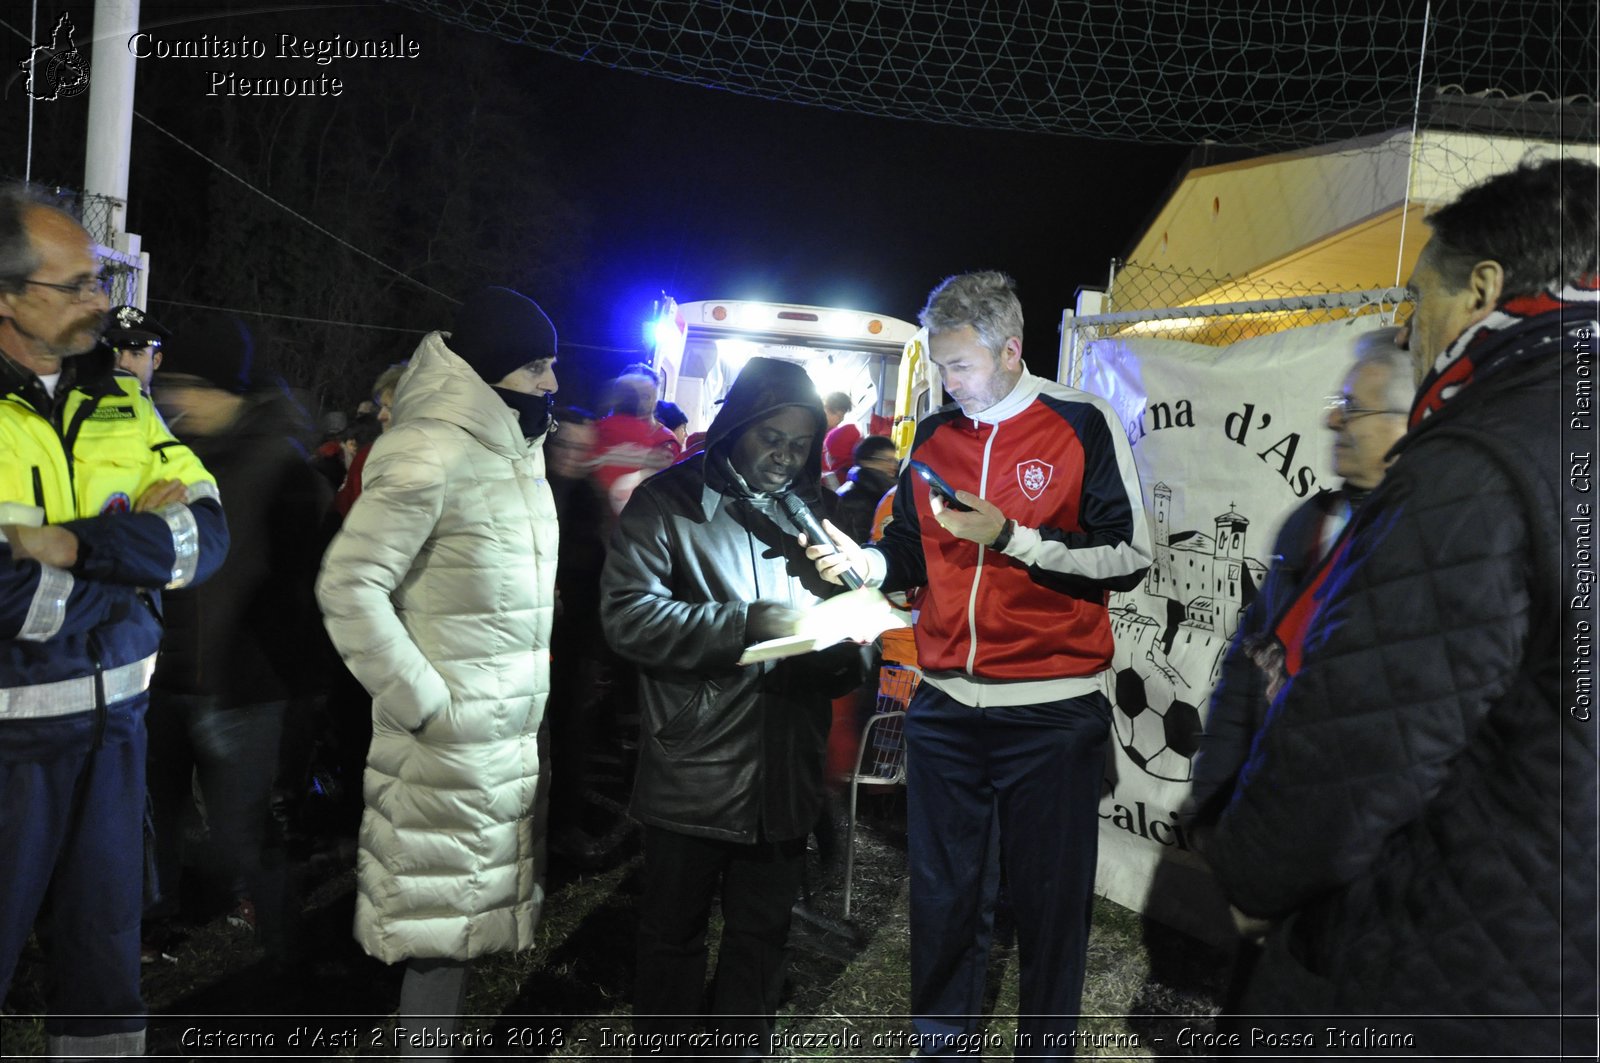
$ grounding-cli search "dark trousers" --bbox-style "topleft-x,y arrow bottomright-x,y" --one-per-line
905,684 -> 1110,1060
547,625 -> 602,833
0,698 -> 148,1037
633,825 -> 806,1057
145,694 -> 289,955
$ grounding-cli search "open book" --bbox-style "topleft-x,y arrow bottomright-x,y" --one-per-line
737,586 -> 912,665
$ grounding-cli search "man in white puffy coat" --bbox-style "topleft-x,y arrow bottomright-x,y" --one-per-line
316,287 -> 559,1055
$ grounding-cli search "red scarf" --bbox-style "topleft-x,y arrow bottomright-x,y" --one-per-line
1410,274 -> 1600,429
1269,534 -> 1352,678
1266,274 -> 1599,686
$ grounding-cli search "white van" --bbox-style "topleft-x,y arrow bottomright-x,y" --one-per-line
649,297 -> 924,445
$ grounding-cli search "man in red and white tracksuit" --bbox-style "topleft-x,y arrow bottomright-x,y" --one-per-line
810,271 -> 1151,1059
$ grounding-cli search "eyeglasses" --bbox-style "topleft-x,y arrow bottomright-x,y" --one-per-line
21,268 -> 115,302
1325,395 -> 1407,421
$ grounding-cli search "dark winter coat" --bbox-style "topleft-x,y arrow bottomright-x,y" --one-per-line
1188,487 -> 1355,832
154,391 -> 330,704
834,462 -> 897,545
549,470 -> 608,652
1207,336 -> 1596,1056
600,358 -> 869,844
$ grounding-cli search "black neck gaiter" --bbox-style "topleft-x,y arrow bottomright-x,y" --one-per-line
493,387 -> 553,439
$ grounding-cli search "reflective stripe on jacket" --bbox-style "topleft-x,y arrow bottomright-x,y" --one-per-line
2,362 -> 227,696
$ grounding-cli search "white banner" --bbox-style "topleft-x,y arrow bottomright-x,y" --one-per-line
1079,316 -> 1391,945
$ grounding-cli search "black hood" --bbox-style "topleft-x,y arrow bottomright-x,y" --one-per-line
703,357 -> 827,496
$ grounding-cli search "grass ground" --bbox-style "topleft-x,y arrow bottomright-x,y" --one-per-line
1,792 -> 1229,1059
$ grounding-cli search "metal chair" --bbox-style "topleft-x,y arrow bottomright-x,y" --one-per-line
843,663 -> 919,918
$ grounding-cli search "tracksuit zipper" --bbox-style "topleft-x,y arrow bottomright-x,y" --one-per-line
965,423 -> 1000,675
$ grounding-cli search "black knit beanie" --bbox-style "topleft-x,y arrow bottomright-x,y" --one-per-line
448,287 -> 557,384
159,313 -> 254,393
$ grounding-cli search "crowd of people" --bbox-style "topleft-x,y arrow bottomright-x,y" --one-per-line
0,156 -> 1594,1061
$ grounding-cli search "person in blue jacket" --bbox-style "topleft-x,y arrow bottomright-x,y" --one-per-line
0,186 -> 229,1058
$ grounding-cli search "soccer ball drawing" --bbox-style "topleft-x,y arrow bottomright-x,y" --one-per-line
1113,665 -> 1203,783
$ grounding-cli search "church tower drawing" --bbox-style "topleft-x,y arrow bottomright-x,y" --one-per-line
1211,504 -> 1248,639
1110,484 -> 1269,783
1146,482 -> 1174,597
1141,485 -> 1254,640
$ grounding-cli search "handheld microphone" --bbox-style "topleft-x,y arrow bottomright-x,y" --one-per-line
779,491 -> 863,589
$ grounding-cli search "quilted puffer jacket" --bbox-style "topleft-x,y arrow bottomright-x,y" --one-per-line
1188,487 -> 1356,832
1208,342 -> 1596,1055
600,357 -> 869,844
316,333 -> 557,963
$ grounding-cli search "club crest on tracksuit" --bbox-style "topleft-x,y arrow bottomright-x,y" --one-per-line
1017,459 -> 1053,500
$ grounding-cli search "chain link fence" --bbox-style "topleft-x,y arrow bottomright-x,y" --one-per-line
76,192 -> 119,247
77,191 -> 143,307
1060,261 -> 1411,385
1100,260 -> 1409,346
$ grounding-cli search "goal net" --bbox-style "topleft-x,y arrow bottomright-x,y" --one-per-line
388,0 -> 1595,150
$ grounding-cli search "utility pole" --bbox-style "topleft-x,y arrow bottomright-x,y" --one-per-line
82,0 -> 149,308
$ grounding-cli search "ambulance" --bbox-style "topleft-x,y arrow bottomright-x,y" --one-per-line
648,297 -> 936,455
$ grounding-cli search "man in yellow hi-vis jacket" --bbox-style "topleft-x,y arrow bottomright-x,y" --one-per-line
0,187 -> 229,1058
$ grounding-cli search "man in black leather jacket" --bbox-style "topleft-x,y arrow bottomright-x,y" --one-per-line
600,356 -> 867,1055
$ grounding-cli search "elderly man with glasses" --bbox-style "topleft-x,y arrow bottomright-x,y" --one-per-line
1186,326 -> 1410,1019
0,185 -> 229,1057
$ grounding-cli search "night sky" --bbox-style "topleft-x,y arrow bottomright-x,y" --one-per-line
4,0 -> 1190,408
544,52 -> 1190,379
465,29 -> 1192,387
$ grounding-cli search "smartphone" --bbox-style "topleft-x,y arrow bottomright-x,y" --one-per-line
908,459 -> 974,511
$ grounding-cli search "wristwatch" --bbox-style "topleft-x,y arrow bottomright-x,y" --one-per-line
989,518 -> 1016,553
